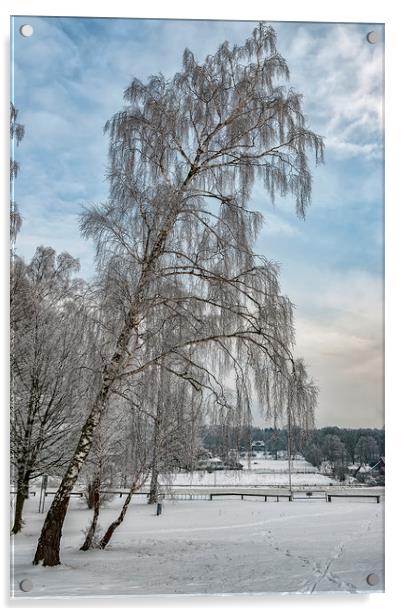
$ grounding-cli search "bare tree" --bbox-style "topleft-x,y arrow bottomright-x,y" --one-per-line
303,443 -> 323,468
80,409 -> 126,550
355,435 -> 379,466
97,407 -> 152,550
11,247 -> 91,533
322,434 -> 347,468
91,362 -> 214,547
33,23 -> 322,566
145,362 -> 206,503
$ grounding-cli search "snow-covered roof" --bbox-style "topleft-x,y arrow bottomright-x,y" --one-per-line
357,465 -> 372,473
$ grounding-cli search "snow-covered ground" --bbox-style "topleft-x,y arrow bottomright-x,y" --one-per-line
165,458 -> 338,487
11,493 -> 384,598
169,469 -> 336,487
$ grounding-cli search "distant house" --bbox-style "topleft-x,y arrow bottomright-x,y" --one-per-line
196,459 -> 213,470
196,457 -> 225,471
251,440 -> 265,452
357,464 -> 372,474
347,463 -> 372,475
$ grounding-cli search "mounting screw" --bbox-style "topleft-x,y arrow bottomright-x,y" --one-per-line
19,24 -> 34,38
366,573 -> 380,586
19,578 -> 33,592
367,31 -> 378,44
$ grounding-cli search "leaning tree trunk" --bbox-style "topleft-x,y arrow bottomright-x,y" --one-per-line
32,385 -> 109,566
98,477 -> 146,550
80,466 -> 102,551
33,300 -> 143,566
34,305 -> 150,563
11,470 -> 29,534
33,176 -> 193,566
98,491 -> 134,550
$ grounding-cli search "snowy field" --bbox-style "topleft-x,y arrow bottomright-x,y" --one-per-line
169,470 -> 336,487
165,458 -> 338,487
11,493 -> 384,598
239,458 -> 319,472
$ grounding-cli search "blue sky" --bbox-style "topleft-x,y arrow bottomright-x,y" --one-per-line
11,16 -> 384,428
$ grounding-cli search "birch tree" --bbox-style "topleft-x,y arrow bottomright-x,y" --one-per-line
34,22 -> 323,566
80,410 -> 127,550
85,356 -> 226,548
97,408 -> 151,550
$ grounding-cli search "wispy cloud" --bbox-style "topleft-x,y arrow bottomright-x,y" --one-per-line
279,23 -> 384,161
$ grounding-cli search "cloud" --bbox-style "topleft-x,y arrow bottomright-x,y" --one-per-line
278,23 -> 384,161
288,267 -> 383,428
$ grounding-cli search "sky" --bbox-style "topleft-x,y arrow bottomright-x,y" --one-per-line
10,16 -> 384,428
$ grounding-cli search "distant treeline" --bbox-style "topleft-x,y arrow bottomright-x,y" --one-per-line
200,425 -> 385,467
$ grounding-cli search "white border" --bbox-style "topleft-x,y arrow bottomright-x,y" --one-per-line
1,0 -> 400,613
0,0 -> 392,21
